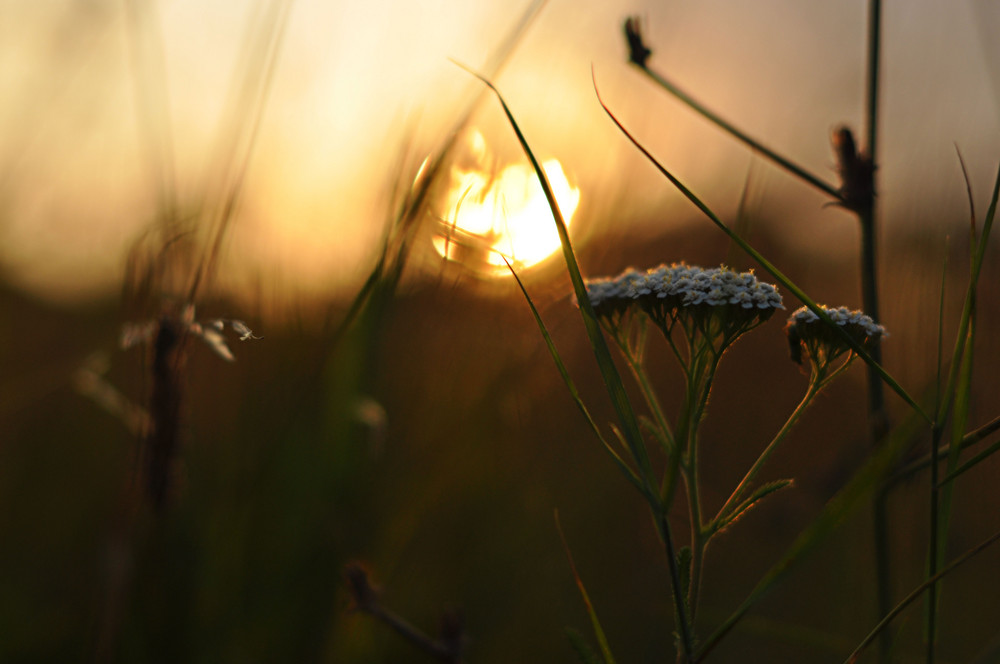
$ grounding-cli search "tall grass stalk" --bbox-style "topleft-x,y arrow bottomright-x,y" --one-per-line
104,0 -> 547,658
926,159 -> 1000,662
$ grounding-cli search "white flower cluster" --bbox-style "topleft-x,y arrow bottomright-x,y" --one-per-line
787,305 -> 886,338
785,304 -> 886,369
585,263 -> 784,313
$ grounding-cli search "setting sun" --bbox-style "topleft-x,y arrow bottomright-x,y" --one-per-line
434,132 -> 580,274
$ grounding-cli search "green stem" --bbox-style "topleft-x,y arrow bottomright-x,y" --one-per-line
633,66 -> 840,201
926,424 -> 943,664
714,375 -> 824,527
861,4 -> 891,661
873,488 -> 892,664
594,89 -> 930,424
865,0 -> 882,168
886,414 -> 1000,486
859,206 -> 886,440
622,341 -> 676,454
845,527 -> 1000,664
680,345 -> 721,627
654,510 -> 695,664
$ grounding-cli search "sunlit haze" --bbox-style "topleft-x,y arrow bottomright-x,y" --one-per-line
1,1 -> 998,308
433,131 -> 580,274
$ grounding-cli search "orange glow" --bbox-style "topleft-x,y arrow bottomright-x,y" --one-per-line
434,132 -> 580,274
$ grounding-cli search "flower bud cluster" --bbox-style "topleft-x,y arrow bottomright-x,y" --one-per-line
587,263 -> 781,311
581,263 -> 784,351
785,305 -> 886,370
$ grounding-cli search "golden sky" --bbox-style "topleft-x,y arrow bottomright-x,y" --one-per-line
1,0 -> 998,306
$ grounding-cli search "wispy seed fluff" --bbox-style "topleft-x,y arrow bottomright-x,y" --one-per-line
784,305 -> 886,370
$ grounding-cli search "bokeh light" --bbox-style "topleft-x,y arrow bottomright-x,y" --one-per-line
432,131 -> 580,274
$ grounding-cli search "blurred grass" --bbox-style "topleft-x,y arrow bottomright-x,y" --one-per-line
3,209 -> 1000,662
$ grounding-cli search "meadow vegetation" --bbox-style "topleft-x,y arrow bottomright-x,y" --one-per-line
3,2 -> 1000,663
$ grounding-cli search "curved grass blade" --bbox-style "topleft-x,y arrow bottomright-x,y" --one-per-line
188,0 -> 295,303
556,512 -> 619,664
712,479 -> 794,536
845,528 -> 1000,664
937,433 -> 1000,488
695,409 -> 924,662
889,413 -> 1000,486
505,258 -> 644,496
455,64 -> 657,503
622,20 -> 839,201
926,157 -> 1000,658
461,66 -> 694,661
322,0 -> 548,354
934,160 -> 1000,429
593,79 -> 929,425
567,628 -> 603,664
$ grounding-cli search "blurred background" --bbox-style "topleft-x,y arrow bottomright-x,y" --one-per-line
3,0 -> 1000,662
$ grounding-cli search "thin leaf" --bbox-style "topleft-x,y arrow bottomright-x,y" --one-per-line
889,413 -> 1000,486
846,528 -> 1000,664
713,479 -> 794,535
696,412 -> 924,662
594,79 -> 929,425
566,628 -> 603,664
505,258 -> 645,496
465,66 -> 692,660
187,0 -> 294,303
935,160 -> 1000,429
320,0 -> 546,354
938,434 -> 1000,487
927,158 -> 1000,655
458,64 -> 659,505
556,512 -> 618,664
621,24 -> 840,201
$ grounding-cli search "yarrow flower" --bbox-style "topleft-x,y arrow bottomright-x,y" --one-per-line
784,305 -> 886,376
579,262 -> 784,354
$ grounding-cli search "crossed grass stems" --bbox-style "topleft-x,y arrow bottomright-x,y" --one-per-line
465,7 -> 1000,663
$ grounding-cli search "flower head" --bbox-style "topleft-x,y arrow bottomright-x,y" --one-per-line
785,305 -> 886,376
579,263 -> 784,353
579,268 -> 644,331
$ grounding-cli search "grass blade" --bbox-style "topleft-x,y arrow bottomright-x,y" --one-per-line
593,80 -> 928,425
712,479 -> 794,536
622,19 -> 839,201
888,414 -> 1000,486
456,64 -> 657,502
463,68 -> 695,661
845,528 -> 1000,664
505,259 -> 645,496
926,158 -> 1000,658
937,433 -> 1000,487
696,411 -> 924,661
187,0 -> 295,303
566,628 -> 604,664
556,512 -> 619,664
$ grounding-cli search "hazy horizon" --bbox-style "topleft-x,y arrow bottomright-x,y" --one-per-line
1,0 -> 998,308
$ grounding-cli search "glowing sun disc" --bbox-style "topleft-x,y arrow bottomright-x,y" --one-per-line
435,155 -> 580,273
